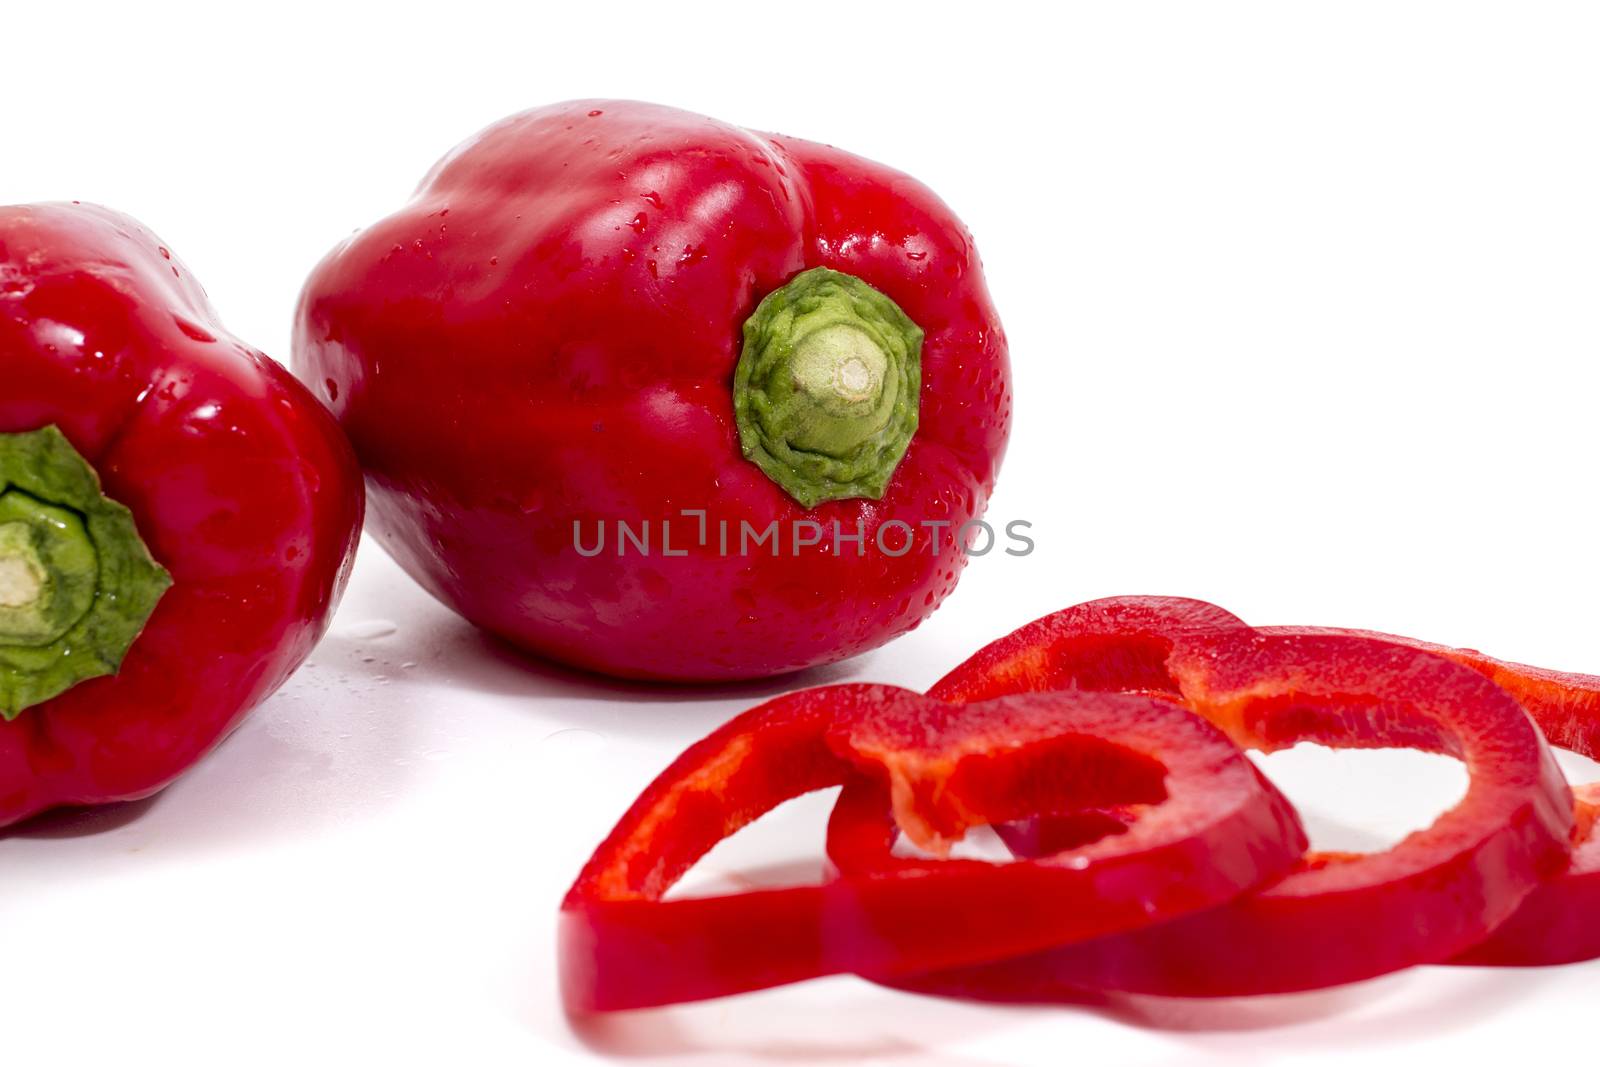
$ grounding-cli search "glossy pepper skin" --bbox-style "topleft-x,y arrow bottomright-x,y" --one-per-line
295,100 -> 1010,681
0,203 -> 362,826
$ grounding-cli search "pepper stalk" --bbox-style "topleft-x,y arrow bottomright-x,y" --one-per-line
0,426 -> 171,718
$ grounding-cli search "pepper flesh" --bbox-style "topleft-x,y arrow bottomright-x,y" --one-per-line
295,99 -> 1011,682
560,683 -> 1306,1011
0,203 -> 363,826
838,598 -> 1574,998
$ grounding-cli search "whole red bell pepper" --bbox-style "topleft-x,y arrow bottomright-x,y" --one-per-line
0,203 -> 363,826
295,99 -> 1011,681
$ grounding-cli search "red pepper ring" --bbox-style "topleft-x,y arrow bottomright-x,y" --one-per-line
925,595 -> 1251,705
835,610 -> 1574,998
1257,624 -> 1600,967
560,682 -> 1307,1012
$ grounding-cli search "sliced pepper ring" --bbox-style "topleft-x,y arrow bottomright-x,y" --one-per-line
926,595 -> 1250,705
559,682 -> 1307,1012
1257,624 -> 1600,967
837,600 -> 1574,998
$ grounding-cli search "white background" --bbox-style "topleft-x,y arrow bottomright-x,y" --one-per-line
3,2 -> 1599,1063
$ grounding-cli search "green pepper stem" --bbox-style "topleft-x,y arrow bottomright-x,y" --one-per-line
734,268 -> 923,508
0,427 -> 171,718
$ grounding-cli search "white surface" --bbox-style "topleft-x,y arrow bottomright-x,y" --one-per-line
4,1 -> 1600,1063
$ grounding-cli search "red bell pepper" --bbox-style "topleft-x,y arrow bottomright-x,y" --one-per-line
837,598 -> 1574,997
560,683 -> 1306,1011
295,99 -> 1011,681
0,203 -> 362,826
